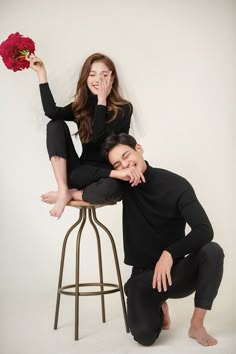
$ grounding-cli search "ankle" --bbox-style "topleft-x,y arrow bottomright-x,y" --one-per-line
162,302 -> 167,311
190,307 -> 207,328
58,186 -> 69,193
190,319 -> 204,329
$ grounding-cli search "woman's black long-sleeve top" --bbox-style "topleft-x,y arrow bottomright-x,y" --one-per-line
39,83 -> 132,172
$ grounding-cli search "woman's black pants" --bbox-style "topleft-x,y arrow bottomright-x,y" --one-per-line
46,120 -> 123,203
124,242 -> 224,346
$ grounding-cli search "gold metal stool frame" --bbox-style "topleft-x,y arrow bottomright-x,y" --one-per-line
53,201 -> 129,340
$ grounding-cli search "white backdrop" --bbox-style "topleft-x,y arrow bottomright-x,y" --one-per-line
0,0 -> 235,351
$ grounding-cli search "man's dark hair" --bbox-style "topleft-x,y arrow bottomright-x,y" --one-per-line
102,133 -> 137,161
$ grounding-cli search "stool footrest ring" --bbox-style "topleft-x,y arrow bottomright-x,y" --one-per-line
59,282 -> 120,296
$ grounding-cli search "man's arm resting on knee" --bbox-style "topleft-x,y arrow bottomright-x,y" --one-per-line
166,186 -> 214,260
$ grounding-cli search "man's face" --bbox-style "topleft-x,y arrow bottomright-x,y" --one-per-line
108,144 -> 146,173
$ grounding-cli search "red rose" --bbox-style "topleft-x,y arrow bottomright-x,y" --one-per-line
0,32 -> 40,72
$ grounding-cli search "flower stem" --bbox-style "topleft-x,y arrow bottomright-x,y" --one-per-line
18,49 -> 43,66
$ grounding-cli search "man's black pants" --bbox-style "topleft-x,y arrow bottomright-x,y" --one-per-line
124,242 -> 224,346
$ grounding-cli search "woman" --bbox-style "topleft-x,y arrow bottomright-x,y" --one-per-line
27,53 -> 133,218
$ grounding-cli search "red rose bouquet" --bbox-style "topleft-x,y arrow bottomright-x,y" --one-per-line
0,32 -> 42,72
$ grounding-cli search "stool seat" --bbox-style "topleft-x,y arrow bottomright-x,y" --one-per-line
53,202 -> 129,340
67,200 -> 116,208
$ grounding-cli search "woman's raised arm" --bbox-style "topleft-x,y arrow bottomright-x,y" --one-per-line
26,53 -> 74,121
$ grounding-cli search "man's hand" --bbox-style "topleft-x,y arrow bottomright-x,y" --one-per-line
152,250 -> 173,292
110,166 -> 146,186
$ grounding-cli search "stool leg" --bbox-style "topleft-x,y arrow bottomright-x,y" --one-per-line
88,208 -> 106,323
75,208 -> 87,341
54,211 -> 83,330
91,208 -> 129,333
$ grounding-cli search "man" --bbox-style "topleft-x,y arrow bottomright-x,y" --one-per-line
102,133 -> 224,347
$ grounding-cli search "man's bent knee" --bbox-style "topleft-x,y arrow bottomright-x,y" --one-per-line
199,242 -> 225,262
133,326 -> 160,346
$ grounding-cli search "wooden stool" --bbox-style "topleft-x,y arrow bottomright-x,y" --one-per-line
53,201 -> 129,340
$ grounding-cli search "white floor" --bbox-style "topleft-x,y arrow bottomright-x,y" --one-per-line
1,291 -> 235,354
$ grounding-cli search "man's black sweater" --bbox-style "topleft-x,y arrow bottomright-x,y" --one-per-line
122,163 -> 213,268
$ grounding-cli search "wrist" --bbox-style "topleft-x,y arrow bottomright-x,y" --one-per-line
109,170 -> 118,178
97,98 -> 107,106
110,170 -> 125,181
37,69 -> 47,84
163,250 -> 172,259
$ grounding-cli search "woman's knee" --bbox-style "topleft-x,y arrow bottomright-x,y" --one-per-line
46,120 -> 68,135
82,178 -> 123,204
101,178 -> 123,201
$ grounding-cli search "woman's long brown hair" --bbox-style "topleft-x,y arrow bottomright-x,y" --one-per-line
72,53 -> 131,143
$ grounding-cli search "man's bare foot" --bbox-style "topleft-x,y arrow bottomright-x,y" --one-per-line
41,191 -> 57,204
162,302 -> 171,330
188,325 -> 217,346
49,189 -> 72,219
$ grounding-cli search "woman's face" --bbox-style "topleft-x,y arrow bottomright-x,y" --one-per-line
87,60 -> 110,95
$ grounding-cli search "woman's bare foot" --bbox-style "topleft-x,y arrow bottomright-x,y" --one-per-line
162,302 -> 171,330
41,188 -> 82,205
41,191 -> 57,204
49,189 -> 72,219
70,189 -> 83,201
188,325 -> 217,346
